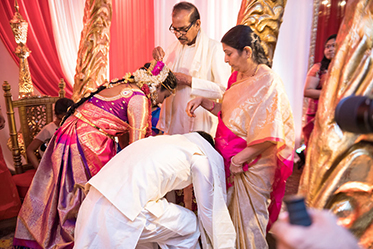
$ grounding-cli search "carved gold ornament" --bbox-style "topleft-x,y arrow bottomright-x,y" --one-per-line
237,0 -> 287,66
9,0 -> 34,98
298,0 -> 373,247
72,0 -> 112,102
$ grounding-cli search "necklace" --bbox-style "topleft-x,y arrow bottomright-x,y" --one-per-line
237,64 -> 260,81
251,64 -> 260,77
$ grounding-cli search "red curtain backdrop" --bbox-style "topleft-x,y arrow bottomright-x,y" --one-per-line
1,0 -> 155,95
314,0 -> 347,63
0,0 -> 73,97
110,0 -> 155,79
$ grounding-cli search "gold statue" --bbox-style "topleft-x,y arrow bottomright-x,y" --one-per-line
9,0 -> 34,98
72,0 -> 112,102
237,0 -> 287,66
298,0 -> 373,248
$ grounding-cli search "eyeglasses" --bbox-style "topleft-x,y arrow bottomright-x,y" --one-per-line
169,22 -> 195,35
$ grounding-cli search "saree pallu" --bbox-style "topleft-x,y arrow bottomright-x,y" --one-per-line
215,69 -> 294,249
14,102 -> 131,249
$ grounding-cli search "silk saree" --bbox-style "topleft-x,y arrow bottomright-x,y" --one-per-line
14,88 -> 151,249
215,68 -> 295,249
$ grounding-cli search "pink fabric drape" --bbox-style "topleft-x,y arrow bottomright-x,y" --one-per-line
0,0 -> 73,97
1,0 -> 155,95
0,145 -> 21,220
110,0 -> 155,78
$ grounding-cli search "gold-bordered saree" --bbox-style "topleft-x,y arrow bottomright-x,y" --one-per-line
14,90 -> 151,249
215,67 -> 295,249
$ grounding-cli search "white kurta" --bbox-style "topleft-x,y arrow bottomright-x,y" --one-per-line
157,30 -> 231,136
74,133 -> 235,249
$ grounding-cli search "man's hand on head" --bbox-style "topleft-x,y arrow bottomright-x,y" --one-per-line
152,46 -> 165,61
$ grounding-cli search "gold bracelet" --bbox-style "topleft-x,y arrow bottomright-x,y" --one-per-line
231,156 -> 242,167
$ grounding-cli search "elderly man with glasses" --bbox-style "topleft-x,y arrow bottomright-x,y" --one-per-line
153,2 -> 230,139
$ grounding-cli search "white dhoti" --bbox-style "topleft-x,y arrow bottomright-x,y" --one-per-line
74,187 -> 200,249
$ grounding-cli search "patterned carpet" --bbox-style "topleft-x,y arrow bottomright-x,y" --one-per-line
0,226 -> 15,249
0,217 -> 16,249
0,232 -> 13,249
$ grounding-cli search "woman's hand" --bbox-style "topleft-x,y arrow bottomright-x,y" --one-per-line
230,156 -> 244,175
229,142 -> 275,175
304,76 -> 321,99
186,97 -> 204,117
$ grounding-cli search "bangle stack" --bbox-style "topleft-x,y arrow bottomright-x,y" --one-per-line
231,156 -> 242,167
207,101 -> 215,112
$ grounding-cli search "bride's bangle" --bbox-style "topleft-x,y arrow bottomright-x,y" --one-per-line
231,156 -> 242,167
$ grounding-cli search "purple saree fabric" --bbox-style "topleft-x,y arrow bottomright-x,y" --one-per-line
13,102 -> 131,249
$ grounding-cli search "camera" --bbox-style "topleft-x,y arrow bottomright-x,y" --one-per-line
335,95 -> 373,134
283,195 -> 312,226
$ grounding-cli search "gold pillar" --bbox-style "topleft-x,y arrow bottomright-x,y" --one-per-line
298,0 -> 373,247
9,0 -> 34,98
308,0 -> 320,70
72,0 -> 112,102
237,0 -> 287,66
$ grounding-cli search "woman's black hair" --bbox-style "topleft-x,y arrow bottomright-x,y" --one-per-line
54,98 -> 74,116
319,34 -> 337,75
221,25 -> 270,67
61,84 -> 108,125
196,131 -> 215,147
61,62 -> 176,125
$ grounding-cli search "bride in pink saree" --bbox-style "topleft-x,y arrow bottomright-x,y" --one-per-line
187,25 -> 295,249
13,61 -> 176,249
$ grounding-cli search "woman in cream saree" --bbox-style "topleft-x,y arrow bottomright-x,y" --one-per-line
187,25 -> 295,249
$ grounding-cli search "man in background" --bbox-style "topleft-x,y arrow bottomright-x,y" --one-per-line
153,1 -> 230,137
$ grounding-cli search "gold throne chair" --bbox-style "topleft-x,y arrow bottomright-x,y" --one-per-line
2,80 -> 65,199
1,0 -> 68,199
2,80 -> 66,174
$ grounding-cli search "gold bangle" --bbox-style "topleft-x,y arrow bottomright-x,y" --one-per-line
231,156 -> 242,167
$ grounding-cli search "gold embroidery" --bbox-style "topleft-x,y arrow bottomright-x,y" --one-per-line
127,94 -> 149,143
74,111 -> 116,141
93,88 -> 144,101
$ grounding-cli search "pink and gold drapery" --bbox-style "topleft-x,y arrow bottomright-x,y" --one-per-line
0,0 -> 155,97
110,0 -> 155,79
0,0 -> 73,97
313,0 -> 347,64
